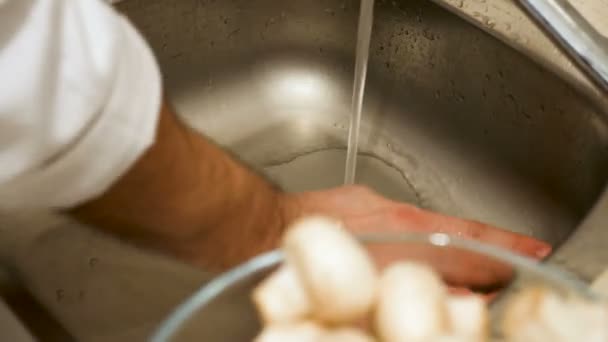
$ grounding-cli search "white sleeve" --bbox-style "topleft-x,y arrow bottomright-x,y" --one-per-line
0,0 -> 162,209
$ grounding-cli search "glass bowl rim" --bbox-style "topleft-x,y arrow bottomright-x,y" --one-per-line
152,232 -> 596,342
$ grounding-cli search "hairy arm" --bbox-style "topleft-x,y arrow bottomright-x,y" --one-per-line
70,101 -> 297,270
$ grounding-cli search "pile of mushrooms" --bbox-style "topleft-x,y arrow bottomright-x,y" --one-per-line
252,216 -> 608,342
252,216 -> 487,341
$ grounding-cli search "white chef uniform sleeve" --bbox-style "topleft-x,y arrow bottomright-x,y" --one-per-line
0,0 -> 161,209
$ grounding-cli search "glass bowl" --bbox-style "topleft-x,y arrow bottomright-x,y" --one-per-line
152,232 -> 598,342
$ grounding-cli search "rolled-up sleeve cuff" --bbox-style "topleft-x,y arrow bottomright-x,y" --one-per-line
1,18 -> 161,209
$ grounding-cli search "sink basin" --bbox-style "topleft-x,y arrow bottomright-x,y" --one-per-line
3,1 -> 608,341
118,0 -> 608,247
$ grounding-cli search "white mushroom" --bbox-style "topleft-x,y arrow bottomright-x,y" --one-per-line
319,327 -> 376,342
433,335 -> 471,342
254,321 -> 325,342
282,216 -> 378,325
502,287 -> 608,342
446,295 -> 488,341
502,287 -> 544,341
375,262 -> 448,342
252,264 -> 311,325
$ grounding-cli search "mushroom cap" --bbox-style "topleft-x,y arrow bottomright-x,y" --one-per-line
446,295 -> 488,341
283,216 -> 378,325
503,287 -> 608,342
375,262 -> 448,342
252,265 -> 311,325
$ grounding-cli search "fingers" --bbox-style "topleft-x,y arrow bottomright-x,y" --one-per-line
345,204 -> 551,290
366,243 -> 515,290
389,204 -> 552,260
439,217 -> 552,260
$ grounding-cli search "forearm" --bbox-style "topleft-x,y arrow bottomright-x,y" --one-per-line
70,101 -> 297,270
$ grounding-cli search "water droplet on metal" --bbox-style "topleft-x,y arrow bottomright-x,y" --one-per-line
56,289 -> 65,301
422,28 -> 436,41
89,257 -> 98,268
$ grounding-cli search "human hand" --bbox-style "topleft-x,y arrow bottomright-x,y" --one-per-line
289,185 -> 552,291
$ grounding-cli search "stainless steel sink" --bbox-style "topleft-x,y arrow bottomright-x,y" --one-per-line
4,0 -> 608,341
120,0 -> 608,247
